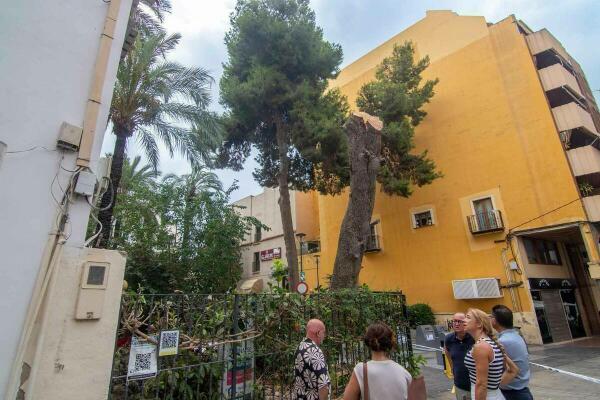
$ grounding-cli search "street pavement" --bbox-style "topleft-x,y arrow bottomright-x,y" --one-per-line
418,337 -> 600,399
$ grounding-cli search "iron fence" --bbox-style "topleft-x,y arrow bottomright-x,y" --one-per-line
109,291 -> 413,399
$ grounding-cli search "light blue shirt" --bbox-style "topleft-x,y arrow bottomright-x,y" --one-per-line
498,329 -> 530,390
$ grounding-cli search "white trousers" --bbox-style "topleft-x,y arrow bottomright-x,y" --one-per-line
470,385 -> 505,400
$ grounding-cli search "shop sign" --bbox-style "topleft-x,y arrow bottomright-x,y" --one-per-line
260,247 -> 281,261
529,278 -> 575,290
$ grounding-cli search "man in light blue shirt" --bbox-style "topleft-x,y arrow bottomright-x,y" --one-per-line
491,305 -> 533,400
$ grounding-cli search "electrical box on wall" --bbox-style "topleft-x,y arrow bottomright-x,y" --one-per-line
75,262 -> 110,320
57,122 -> 83,151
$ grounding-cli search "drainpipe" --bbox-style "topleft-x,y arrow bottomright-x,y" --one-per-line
76,0 -> 123,168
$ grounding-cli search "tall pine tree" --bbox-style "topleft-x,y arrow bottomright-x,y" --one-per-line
331,42 -> 441,288
219,0 -> 348,288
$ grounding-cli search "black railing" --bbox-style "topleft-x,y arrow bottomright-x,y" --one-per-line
109,292 -> 412,400
365,234 -> 381,252
467,210 -> 504,234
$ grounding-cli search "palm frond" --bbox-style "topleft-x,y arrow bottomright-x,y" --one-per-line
137,128 -> 161,171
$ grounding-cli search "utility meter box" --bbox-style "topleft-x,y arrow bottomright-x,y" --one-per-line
75,262 -> 110,320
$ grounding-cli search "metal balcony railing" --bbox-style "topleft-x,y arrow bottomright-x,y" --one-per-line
365,234 -> 381,252
467,210 -> 504,234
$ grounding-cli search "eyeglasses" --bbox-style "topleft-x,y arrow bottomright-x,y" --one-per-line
452,320 -> 465,324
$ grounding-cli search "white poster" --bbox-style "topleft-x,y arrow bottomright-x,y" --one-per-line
127,335 -> 158,381
221,339 -> 255,399
159,330 -> 180,357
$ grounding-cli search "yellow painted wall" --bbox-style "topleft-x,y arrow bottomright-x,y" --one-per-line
314,12 -> 587,315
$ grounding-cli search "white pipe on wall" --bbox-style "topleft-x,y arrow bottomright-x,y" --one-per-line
77,0 -> 122,168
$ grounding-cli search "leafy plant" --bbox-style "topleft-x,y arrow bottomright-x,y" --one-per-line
407,303 -> 436,328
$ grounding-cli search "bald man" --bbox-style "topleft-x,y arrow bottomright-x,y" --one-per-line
444,313 -> 475,400
293,319 -> 330,400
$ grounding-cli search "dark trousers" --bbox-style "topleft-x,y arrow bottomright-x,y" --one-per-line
501,387 -> 533,400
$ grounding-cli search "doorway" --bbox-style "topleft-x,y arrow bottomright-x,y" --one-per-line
566,243 -> 600,336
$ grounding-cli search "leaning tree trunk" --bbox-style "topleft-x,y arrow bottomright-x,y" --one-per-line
96,132 -> 128,248
330,112 -> 382,289
275,120 -> 300,289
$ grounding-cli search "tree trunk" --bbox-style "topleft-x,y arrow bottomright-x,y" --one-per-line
275,120 -> 300,289
97,132 -> 128,248
330,113 -> 382,289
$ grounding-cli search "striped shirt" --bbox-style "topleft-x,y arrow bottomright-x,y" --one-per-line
464,337 -> 504,390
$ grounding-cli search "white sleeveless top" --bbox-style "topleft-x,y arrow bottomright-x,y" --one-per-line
354,360 -> 412,400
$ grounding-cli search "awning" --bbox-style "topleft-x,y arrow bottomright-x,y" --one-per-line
238,278 -> 263,294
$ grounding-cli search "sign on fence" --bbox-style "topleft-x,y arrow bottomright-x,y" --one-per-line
127,335 -> 158,381
159,330 -> 180,356
221,340 -> 255,399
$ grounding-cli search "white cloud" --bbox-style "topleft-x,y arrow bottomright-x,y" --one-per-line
103,0 -> 600,202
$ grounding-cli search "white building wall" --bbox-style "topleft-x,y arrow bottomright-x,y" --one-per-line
234,188 -> 298,287
0,0 -> 132,394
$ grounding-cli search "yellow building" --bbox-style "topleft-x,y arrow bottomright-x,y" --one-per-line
305,11 -> 600,344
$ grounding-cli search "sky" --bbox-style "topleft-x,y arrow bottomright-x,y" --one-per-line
101,0 -> 600,202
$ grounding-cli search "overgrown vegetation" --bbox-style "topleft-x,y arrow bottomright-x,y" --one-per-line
97,158 -> 262,293
110,287 -> 418,399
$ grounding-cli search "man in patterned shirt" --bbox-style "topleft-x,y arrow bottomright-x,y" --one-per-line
293,319 -> 330,400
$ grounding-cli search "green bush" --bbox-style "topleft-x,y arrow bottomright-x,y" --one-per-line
408,303 -> 436,327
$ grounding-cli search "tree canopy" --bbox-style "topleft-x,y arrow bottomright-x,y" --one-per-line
356,42 -> 441,196
218,0 -> 349,287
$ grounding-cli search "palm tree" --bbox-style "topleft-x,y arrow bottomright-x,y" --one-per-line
162,168 -> 224,252
119,155 -> 160,194
96,32 -> 221,248
135,0 -> 172,34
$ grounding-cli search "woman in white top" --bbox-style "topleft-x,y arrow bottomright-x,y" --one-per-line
343,322 -> 412,400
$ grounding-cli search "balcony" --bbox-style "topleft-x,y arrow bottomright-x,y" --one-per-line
467,210 -> 504,234
539,64 -> 583,99
299,240 -> 321,255
365,234 -> 381,253
583,195 -> 600,222
526,29 -> 570,61
567,146 -> 600,177
552,103 -> 598,135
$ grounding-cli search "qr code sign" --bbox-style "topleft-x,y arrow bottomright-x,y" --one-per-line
159,330 -> 179,356
134,353 -> 152,372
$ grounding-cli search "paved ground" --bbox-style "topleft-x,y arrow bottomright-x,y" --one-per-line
418,337 -> 600,399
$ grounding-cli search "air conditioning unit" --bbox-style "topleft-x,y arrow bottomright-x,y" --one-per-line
452,278 -> 502,299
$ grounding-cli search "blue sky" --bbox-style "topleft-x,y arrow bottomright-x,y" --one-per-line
101,0 -> 600,202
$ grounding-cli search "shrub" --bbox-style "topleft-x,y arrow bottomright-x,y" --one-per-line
408,303 -> 436,327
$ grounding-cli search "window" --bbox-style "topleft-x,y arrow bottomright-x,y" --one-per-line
366,221 -> 381,252
470,196 -> 502,232
412,210 -> 434,228
254,226 -> 262,242
523,238 -> 562,265
252,252 -> 260,274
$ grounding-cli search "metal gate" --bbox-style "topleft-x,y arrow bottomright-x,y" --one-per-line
109,291 -> 413,399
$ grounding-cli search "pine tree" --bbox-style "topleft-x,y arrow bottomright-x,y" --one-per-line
330,42 -> 441,288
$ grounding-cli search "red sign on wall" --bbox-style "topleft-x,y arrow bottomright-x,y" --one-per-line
260,247 -> 281,261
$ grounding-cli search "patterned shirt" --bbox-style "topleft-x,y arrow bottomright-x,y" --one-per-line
293,338 -> 330,400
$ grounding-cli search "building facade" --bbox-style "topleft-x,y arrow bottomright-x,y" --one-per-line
315,10 -> 600,344
298,11 -> 600,345
234,188 -> 321,291
0,1 -> 133,397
